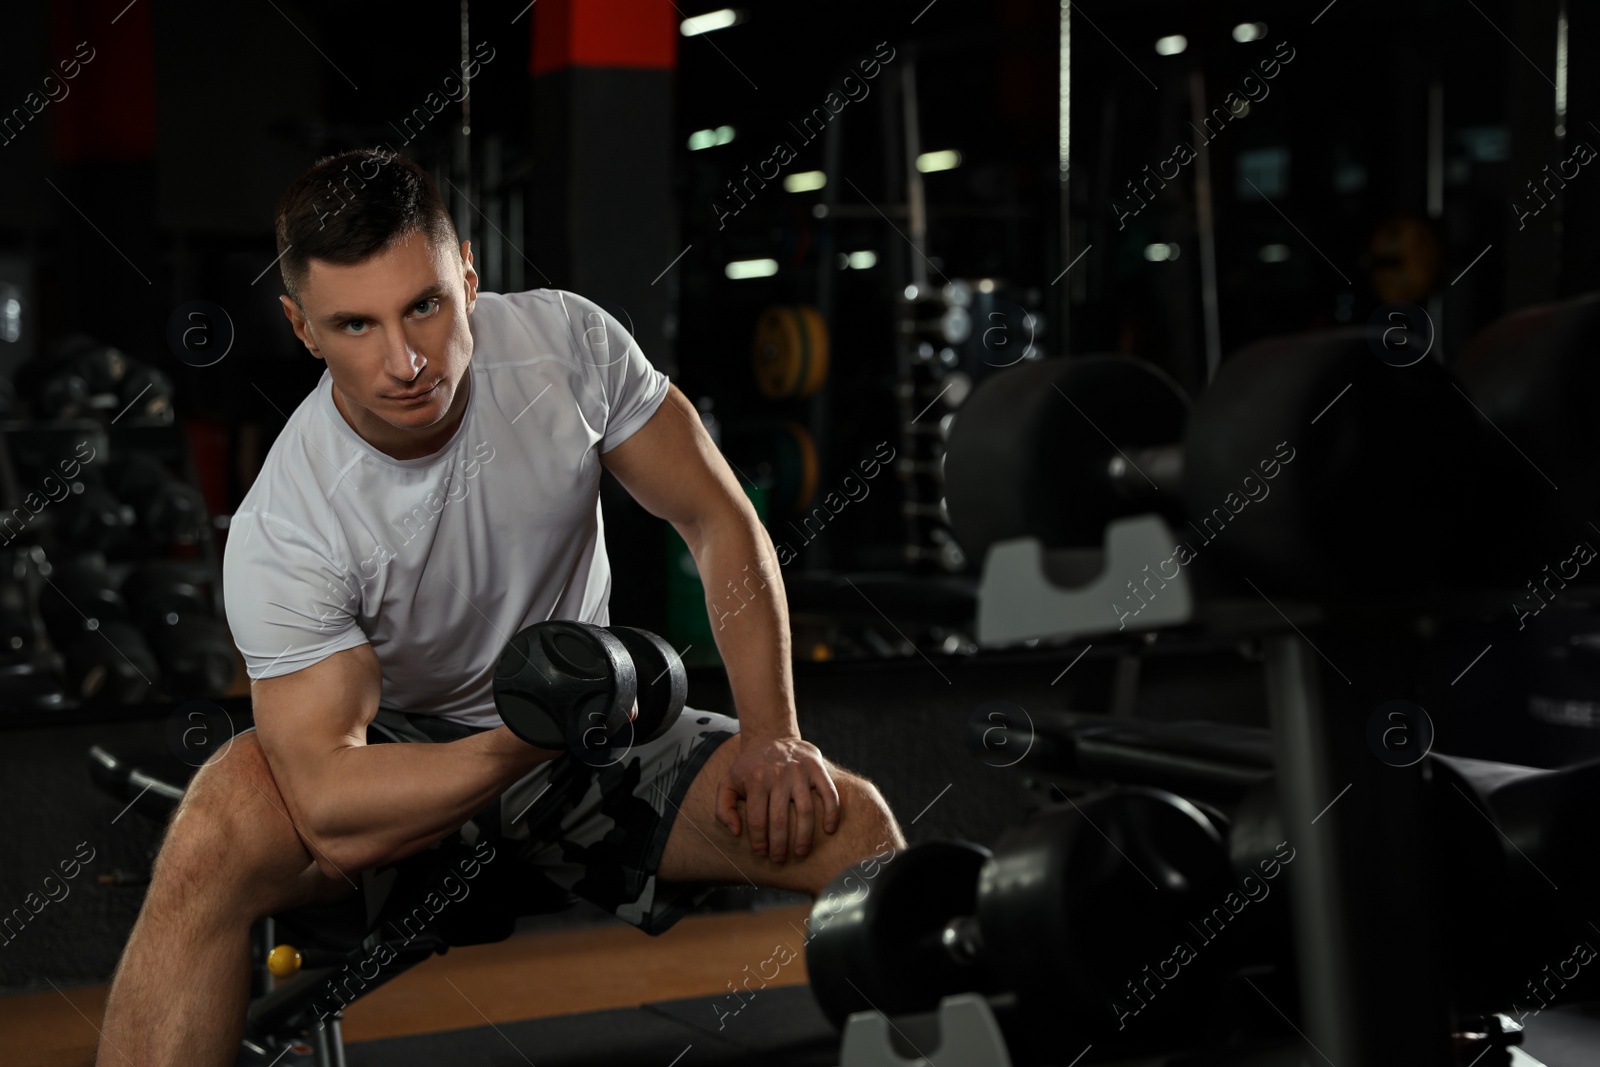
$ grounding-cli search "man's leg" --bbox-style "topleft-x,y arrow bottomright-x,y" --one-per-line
97,731 -> 357,1067
656,736 -> 906,896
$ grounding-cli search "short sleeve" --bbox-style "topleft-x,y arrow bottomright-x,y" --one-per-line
564,292 -> 670,453
222,510 -> 369,679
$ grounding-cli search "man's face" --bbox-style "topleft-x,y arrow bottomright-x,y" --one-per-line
280,231 -> 479,457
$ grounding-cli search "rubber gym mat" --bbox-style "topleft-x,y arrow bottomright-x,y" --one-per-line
343,982 -> 839,1067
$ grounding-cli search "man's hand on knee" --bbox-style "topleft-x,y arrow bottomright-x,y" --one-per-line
715,733 -> 842,863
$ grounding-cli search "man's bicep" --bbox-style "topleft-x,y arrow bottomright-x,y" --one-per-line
601,384 -> 746,535
251,643 -> 383,825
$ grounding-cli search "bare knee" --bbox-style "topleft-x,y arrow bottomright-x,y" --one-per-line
795,770 -> 905,894
831,771 -> 905,855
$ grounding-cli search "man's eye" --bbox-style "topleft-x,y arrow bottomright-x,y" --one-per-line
342,319 -> 367,334
413,298 -> 440,316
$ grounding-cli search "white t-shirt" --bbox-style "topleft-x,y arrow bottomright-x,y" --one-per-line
223,288 -> 670,728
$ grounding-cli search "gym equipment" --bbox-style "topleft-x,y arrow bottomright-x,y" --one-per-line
493,620 -> 687,765
752,304 -> 829,399
0,577 -> 33,664
604,624 -> 688,748
807,789 -> 1233,1045
55,467 -> 136,551
121,561 -> 238,699
30,366 -> 94,421
37,552 -> 159,704
944,354 -> 1188,564
807,840 -> 992,1027
839,994 -> 1014,1067
728,420 -> 818,517
116,364 -> 175,422
1455,290 -> 1600,525
494,621 -> 633,763
0,557 -> 66,714
1367,215 -> 1441,303
945,337 -> 1525,599
73,344 -> 128,396
104,452 -> 208,544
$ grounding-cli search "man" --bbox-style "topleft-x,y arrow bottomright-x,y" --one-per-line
97,148 -> 905,1066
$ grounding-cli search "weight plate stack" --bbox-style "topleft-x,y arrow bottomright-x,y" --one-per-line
752,305 -> 830,400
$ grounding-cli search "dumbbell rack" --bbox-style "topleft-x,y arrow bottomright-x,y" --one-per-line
962,514 -> 1521,1066
0,415 -> 226,723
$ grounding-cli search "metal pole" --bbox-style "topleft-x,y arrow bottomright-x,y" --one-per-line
1187,71 -> 1222,383
900,53 -> 929,292
1058,0 -> 1072,351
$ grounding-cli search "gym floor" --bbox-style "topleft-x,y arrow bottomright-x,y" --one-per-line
2,906 -> 828,1067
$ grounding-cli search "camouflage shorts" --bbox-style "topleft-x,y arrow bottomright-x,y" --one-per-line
367,705 -> 739,936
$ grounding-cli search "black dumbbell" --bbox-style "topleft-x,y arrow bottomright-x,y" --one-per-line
806,840 -> 991,1028
0,668 -> 68,714
38,553 -> 160,704
806,789 -> 1234,1045
31,367 -> 94,420
122,562 -> 238,699
105,453 -> 207,544
117,364 -> 174,422
943,341 -> 1526,599
74,344 -> 129,398
56,467 -> 137,551
0,578 -> 35,665
605,625 -> 687,747
493,621 -> 637,765
493,621 -> 687,765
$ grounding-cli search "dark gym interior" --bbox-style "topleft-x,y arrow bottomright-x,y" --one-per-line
3,0 -> 1599,1064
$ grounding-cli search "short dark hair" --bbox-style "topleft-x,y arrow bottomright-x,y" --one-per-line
273,148 -> 459,304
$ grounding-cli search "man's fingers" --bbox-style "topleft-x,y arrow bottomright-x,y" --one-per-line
744,784 -> 771,856
767,788 -> 792,863
716,779 -> 742,836
816,765 -> 843,834
792,787 -> 816,857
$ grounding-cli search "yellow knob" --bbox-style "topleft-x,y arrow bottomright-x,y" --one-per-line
267,944 -> 303,978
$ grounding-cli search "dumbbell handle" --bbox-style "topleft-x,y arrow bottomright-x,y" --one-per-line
940,914 -> 984,966
1106,443 -> 1184,506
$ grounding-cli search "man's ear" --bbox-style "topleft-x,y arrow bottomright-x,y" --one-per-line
279,295 -> 324,360
460,240 -> 479,311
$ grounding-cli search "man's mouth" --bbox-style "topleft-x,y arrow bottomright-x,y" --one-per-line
390,379 -> 442,402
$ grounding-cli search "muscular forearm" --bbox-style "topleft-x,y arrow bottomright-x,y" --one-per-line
692,511 -> 799,739
292,726 -> 553,876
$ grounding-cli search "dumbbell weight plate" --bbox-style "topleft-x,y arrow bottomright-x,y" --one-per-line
65,620 -> 159,704
752,305 -> 830,400
975,788 -> 1232,1041
943,355 -> 1190,567
806,840 -> 991,1029
121,561 -> 210,627
147,613 -> 238,699
1183,330 -> 1525,596
57,469 -> 137,551
605,626 -> 687,746
119,366 -> 174,422
493,621 -> 637,765
105,454 -> 208,545
38,555 -> 128,641
74,345 -> 128,396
